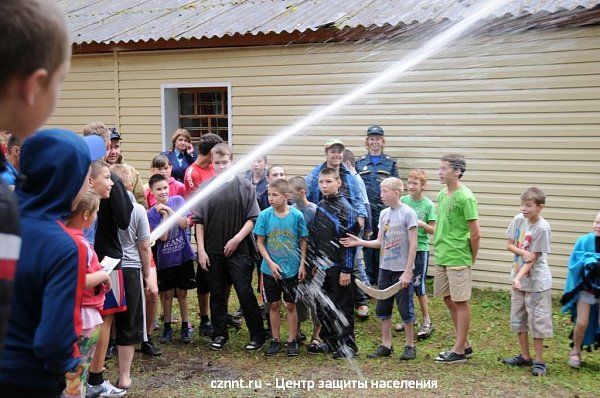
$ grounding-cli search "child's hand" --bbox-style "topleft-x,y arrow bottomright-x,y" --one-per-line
103,276 -> 112,292
399,272 -> 412,289
312,267 -> 318,277
223,236 -> 241,257
339,272 -> 351,286
417,220 -> 427,228
520,249 -> 535,263
144,269 -> 158,296
198,250 -> 210,270
340,233 -> 360,248
512,278 -> 522,290
298,266 -> 306,282
269,262 -> 283,279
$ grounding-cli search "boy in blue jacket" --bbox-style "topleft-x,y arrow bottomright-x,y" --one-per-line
0,129 -> 105,397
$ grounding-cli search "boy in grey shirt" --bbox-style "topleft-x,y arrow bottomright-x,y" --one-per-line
502,187 -> 552,377
341,177 -> 418,360
113,164 -> 158,389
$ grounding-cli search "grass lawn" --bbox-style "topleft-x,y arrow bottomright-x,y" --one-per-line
107,281 -> 599,397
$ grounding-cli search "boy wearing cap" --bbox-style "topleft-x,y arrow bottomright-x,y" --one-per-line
0,130 -> 106,397
356,126 -> 399,286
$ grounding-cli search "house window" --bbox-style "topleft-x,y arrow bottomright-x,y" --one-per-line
161,83 -> 232,152
178,88 -> 228,144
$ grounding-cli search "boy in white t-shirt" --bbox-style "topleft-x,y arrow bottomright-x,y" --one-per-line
341,177 -> 418,360
502,187 -> 552,376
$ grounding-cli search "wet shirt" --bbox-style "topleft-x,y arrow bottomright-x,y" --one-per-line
254,207 -> 308,278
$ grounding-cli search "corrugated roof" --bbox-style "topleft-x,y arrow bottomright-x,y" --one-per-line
58,0 -> 600,45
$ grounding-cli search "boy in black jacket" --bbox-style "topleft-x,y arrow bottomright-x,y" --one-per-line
308,168 -> 360,359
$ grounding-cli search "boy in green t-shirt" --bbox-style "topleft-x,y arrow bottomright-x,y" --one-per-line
433,153 -> 480,363
400,169 -> 436,340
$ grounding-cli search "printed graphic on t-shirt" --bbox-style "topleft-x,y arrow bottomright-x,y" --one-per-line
381,219 -> 405,263
512,227 -> 532,277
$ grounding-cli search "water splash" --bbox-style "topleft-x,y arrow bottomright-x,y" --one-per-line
149,0 -> 512,242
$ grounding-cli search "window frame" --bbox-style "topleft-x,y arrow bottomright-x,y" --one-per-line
161,82 -> 232,151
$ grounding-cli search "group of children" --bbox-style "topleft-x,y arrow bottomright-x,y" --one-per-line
0,3 -> 598,398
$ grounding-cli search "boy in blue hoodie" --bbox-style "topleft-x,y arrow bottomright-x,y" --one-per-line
0,129 -> 105,397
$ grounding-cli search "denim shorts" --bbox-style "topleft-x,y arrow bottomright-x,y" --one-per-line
375,268 -> 415,323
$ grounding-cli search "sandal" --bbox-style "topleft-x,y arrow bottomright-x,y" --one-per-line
568,352 -> 581,369
531,361 -> 547,376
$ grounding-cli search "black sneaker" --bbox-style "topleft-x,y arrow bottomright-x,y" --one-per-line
287,341 -> 300,356
439,346 -> 473,358
140,340 -> 162,356
435,351 -> 466,363
367,345 -> 393,358
181,326 -> 193,344
265,340 -> 282,356
210,336 -> 227,351
159,328 -> 173,344
400,345 -> 417,360
307,341 -> 330,355
501,354 -> 533,367
227,314 -> 243,328
332,346 -> 355,360
245,339 -> 264,351
199,320 -> 213,337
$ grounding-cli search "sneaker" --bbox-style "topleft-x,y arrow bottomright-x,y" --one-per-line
105,341 -> 116,360
210,336 -> 227,351
181,326 -> 193,344
367,345 -> 393,358
501,354 -> 533,367
332,346 -> 355,360
439,346 -> 474,359
568,352 -> 582,369
140,340 -> 162,356
245,339 -> 264,351
99,380 -> 126,397
417,322 -> 434,340
265,339 -> 282,356
85,383 -> 104,398
307,340 -> 330,355
158,328 -> 172,344
356,305 -> 369,318
287,341 -> 300,356
435,351 -> 466,363
531,361 -> 547,376
227,314 -> 243,328
199,320 -> 213,337
400,345 -> 417,360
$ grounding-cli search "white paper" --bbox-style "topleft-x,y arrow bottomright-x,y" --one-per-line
100,256 -> 120,274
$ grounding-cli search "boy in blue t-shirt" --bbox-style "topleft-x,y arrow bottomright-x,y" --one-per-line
147,174 -> 196,345
254,179 -> 308,357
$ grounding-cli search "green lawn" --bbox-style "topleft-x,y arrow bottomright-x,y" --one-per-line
108,282 -> 599,398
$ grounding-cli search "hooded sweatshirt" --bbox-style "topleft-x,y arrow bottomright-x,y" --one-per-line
0,130 -> 90,391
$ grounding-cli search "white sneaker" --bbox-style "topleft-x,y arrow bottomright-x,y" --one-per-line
99,380 -> 127,397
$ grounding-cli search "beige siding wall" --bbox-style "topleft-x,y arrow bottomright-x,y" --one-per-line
47,26 -> 600,290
